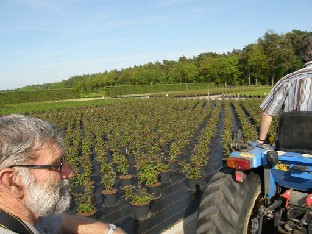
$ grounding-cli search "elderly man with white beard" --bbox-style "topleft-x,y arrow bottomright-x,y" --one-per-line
0,114 -> 125,234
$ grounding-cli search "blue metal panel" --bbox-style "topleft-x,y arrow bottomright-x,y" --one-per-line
271,169 -> 312,191
229,142 -> 312,192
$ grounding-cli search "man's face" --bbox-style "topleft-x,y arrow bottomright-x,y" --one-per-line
17,143 -> 72,217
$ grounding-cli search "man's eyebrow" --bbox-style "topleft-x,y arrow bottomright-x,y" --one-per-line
53,156 -> 64,164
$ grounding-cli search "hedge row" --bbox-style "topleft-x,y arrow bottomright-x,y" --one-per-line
0,89 -> 79,105
104,83 -> 215,96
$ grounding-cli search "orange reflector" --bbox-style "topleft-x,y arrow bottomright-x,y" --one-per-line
227,157 -> 251,170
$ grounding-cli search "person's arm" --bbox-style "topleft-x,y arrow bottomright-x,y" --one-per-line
258,112 -> 272,144
58,214 -> 126,234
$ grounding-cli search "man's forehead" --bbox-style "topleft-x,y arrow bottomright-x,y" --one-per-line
35,142 -> 63,161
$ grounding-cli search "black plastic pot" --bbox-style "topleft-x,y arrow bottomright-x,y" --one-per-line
147,182 -> 162,200
169,160 -> 178,171
119,175 -> 133,188
102,190 -> 118,207
131,203 -> 150,220
160,171 -> 170,183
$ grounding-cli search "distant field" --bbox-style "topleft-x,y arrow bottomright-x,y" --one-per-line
0,85 -> 271,115
0,98 -> 125,115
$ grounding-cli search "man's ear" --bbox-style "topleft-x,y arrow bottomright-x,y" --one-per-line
0,168 -> 25,199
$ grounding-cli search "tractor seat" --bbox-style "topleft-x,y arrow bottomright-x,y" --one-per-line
277,111 -> 312,154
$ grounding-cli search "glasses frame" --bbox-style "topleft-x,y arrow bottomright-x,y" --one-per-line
8,157 -> 64,173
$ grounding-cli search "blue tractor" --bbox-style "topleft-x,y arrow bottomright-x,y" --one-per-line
196,112 -> 312,233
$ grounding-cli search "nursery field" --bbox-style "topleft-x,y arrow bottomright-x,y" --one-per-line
28,97 -> 278,233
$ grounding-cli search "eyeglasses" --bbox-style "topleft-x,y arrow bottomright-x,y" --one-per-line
8,157 -> 64,173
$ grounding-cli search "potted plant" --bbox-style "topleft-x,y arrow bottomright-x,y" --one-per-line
75,184 -> 97,217
121,143 -> 137,164
100,161 -> 118,207
137,160 -> 162,199
72,170 -> 94,195
122,184 -> 153,220
190,150 -> 208,177
180,161 -> 203,192
156,160 -> 171,184
116,154 -> 133,187
167,142 -> 180,172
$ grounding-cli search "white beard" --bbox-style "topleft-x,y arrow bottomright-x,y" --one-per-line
17,168 -> 71,216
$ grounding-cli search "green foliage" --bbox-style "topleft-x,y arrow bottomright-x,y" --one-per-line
240,43 -> 269,85
122,185 -> 153,205
73,172 -> 91,186
20,97 -> 280,213
0,97 -> 120,115
77,203 -> 96,214
75,194 -> 96,215
105,83 -> 215,96
191,151 -> 208,167
168,141 -> 181,161
137,161 -> 160,186
179,161 -> 201,179
156,161 -> 170,173
0,89 -> 79,105
72,182 -> 96,215
100,162 -> 116,191
114,153 -> 130,176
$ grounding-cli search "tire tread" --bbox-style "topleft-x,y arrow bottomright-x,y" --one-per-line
196,169 -> 261,234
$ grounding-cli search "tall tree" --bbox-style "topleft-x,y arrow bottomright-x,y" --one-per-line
241,44 -> 268,85
258,30 -> 280,85
197,53 -> 218,83
259,30 -> 296,85
179,60 -> 198,83
162,60 -> 177,83
223,52 -> 241,86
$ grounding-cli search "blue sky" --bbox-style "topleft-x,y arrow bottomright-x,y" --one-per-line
0,0 -> 311,90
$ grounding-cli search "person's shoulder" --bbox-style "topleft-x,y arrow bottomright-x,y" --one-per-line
295,62 -> 312,75
280,65 -> 312,82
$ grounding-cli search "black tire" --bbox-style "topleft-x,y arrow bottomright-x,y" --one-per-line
196,168 -> 261,234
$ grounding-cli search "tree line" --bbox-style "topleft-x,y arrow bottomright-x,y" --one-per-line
20,30 -> 311,92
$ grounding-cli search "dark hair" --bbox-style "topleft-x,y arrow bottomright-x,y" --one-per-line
0,114 -> 63,169
300,35 -> 312,63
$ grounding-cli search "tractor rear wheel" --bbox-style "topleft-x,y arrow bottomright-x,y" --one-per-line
196,168 -> 262,234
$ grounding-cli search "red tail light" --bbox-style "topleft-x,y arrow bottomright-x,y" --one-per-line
227,157 -> 251,170
235,170 -> 244,182
306,194 -> 312,207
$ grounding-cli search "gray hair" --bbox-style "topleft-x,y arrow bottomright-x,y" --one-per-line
0,114 -> 64,169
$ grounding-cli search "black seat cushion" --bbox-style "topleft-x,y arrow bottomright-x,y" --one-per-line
277,111 -> 312,153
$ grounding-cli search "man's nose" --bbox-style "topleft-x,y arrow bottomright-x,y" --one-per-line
61,161 -> 75,179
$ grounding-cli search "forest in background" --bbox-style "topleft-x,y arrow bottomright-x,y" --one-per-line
18,30 -> 311,93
